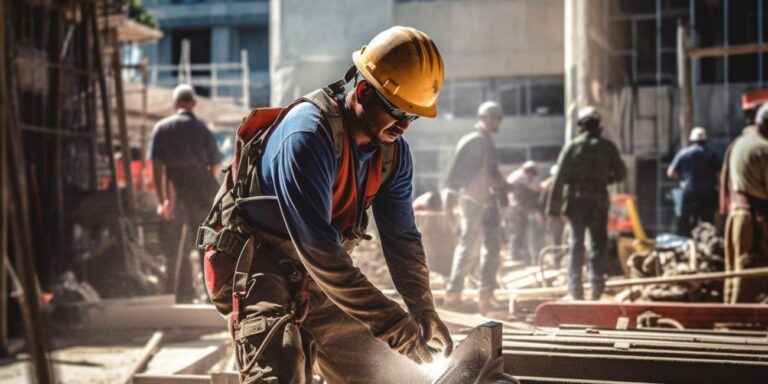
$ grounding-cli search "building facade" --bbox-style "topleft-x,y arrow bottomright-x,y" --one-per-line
141,0 -> 270,107
270,0 -> 566,195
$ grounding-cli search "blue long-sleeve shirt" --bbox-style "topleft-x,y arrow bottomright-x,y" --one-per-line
257,101 -> 434,335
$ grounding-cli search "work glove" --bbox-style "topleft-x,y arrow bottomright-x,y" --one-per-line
377,313 -> 434,364
413,310 -> 453,357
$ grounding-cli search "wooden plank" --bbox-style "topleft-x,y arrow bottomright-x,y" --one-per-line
133,374 -> 210,384
132,372 -> 239,384
144,339 -> 228,376
123,331 -> 164,384
173,340 -> 229,375
83,303 -> 225,330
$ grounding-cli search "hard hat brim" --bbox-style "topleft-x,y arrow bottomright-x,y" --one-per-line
353,50 -> 438,118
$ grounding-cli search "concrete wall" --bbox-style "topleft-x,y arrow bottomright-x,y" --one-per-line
270,0 -> 394,106
394,0 -> 564,79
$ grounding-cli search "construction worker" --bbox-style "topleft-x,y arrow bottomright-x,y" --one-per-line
443,101 -> 506,314
149,84 -> 222,303
721,103 -> 768,303
505,161 -> 542,264
547,106 -> 626,300
667,127 -> 720,237
197,27 -> 452,383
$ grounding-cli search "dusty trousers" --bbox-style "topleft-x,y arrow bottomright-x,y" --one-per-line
506,207 -> 530,264
231,235 -> 427,384
724,207 -> 768,303
160,197 -> 210,302
446,196 -> 501,294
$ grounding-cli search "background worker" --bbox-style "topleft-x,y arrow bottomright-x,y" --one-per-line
148,84 -> 221,303
199,27 -> 452,383
443,101 -> 506,314
505,160 -> 542,265
721,103 -> 768,303
667,127 -> 721,237
547,106 -> 626,301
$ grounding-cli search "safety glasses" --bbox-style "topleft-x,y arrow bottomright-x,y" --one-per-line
374,90 -> 420,122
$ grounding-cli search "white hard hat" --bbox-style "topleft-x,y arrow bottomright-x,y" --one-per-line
522,160 -> 536,170
549,164 -> 559,176
756,103 -> 768,125
577,106 -> 601,124
689,127 -> 707,142
172,84 -> 196,102
477,101 -> 502,118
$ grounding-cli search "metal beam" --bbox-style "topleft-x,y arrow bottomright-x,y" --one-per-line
535,302 -> 768,329
687,43 -> 768,59
504,350 -> 768,383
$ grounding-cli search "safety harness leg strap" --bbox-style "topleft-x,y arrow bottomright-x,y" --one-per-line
232,236 -> 259,331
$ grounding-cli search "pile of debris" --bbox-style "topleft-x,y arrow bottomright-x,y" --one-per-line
626,223 -> 725,301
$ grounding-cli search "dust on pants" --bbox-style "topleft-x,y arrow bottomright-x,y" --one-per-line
566,203 -> 609,299
232,238 -> 434,384
724,207 -> 768,303
446,197 -> 501,294
160,197 -> 210,302
506,206 -> 529,263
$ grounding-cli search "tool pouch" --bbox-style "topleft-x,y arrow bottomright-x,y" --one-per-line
233,312 -> 295,379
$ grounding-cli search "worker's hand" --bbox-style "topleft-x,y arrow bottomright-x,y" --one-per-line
157,199 -> 173,221
377,313 -> 434,364
413,310 -> 453,357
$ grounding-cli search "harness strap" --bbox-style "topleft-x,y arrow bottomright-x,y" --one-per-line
232,236 -> 260,331
196,226 -> 248,260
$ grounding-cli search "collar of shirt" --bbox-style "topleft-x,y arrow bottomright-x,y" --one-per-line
176,108 -> 195,117
337,95 -> 377,163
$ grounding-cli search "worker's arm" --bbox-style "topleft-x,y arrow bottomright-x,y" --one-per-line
373,139 -> 452,355
270,128 -> 408,336
667,151 -> 682,179
373,139 -> 434,314
203,127 -> 224,183
152,160 -> 166,204
148,126 -> 171,219
546,143 -> 572,216
667,167 -> 679,179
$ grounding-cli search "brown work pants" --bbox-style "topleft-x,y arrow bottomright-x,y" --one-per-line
724,207 -> 768,303
231,236 -> 428,384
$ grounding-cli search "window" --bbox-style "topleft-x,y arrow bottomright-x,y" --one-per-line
440,76 -> 564,117
530,82 -> 564,115
498,83 -> 526,116
238,27 -> 269,70
450,81 -> 487,117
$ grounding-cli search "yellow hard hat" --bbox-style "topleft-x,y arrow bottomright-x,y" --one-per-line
353,26 -> 444,118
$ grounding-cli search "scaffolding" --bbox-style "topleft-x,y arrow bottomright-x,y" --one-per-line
149,39 -> 252,109
593,0 -> 768,234
1,0 -> 162,381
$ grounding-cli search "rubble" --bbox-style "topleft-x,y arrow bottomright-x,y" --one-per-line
626,223 -> 725,301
